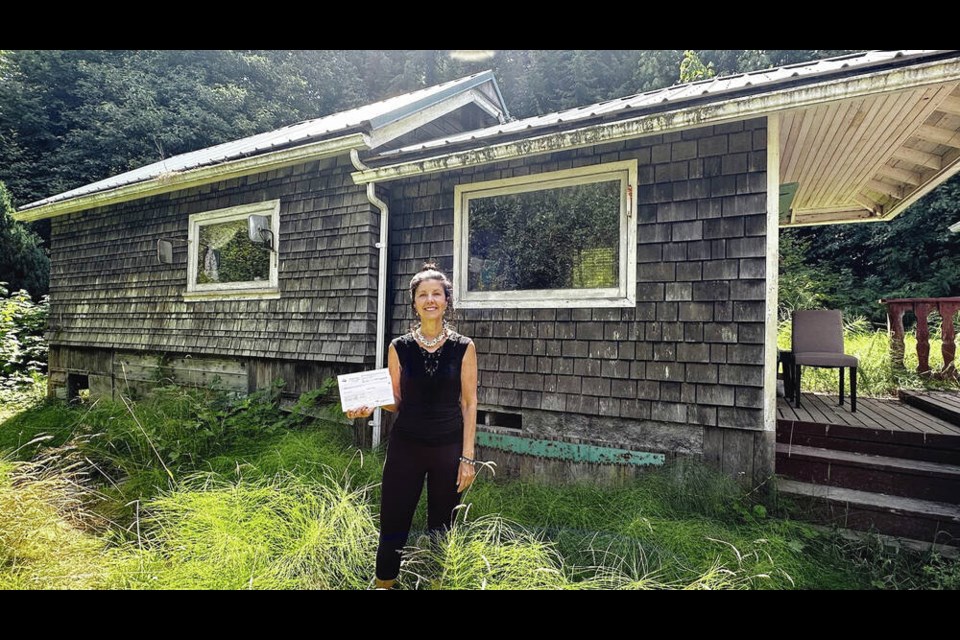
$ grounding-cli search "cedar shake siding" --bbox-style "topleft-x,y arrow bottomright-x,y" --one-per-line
385,120 -> 772,482
46,155 -> 379,396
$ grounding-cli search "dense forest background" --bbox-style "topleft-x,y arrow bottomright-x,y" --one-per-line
1,50 -> 957,324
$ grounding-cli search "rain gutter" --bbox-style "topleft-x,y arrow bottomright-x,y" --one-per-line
350,149 -> 389,448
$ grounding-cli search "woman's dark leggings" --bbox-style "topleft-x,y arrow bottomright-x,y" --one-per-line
375,433 -> 462,581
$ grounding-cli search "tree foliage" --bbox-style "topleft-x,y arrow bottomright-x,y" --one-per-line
0,51 -> 357,205
0,182 -> 48,297
778,230 -> 835,320
679,50 -> 715,83
792,176 -> 960,324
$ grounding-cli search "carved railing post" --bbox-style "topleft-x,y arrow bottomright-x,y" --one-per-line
915,302 -> 933,375
881,298 -> 960,381
884,301 -> 907,372
941,302 -> 959,379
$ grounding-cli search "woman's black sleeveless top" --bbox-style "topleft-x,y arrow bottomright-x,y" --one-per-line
391,331 -> 471,445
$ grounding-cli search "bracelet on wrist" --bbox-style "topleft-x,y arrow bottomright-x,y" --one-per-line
459,456 -> 477,466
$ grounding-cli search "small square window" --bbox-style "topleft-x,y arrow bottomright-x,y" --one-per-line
454,161 -> 637,308
185,200 -> 280,301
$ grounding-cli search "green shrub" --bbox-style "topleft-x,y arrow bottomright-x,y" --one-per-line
70,382 -> 293,484
0,372 -> 47,424
0,286 -> 48,382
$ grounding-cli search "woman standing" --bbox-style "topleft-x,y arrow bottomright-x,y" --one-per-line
346,263 -> 478,589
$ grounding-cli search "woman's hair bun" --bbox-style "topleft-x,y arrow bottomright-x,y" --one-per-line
420,261 -> 440,272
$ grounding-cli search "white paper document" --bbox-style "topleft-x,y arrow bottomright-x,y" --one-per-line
337,368 -> 395,411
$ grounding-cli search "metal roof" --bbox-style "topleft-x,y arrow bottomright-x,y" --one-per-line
21,70 -> 504,211
379,51 -> 955,159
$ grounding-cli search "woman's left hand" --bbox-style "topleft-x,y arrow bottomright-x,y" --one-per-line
345,405 -> 374,420
457,460 -> 477,493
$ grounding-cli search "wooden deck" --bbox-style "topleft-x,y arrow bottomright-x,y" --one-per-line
900,391 -> 960,428
777,392 -> 960,437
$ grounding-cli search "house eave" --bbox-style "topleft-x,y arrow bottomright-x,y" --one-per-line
781,154 -> 960,227
351,57 -> 960,185
14,133 -> 372,222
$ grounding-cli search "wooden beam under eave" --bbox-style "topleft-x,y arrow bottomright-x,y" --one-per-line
892,146 -> 942,170
879,145 -> 960,222
944,145 -> 960,175
853,193 -> 882,214
937,95 -> 960,116
866,179 -> 907,199
788,208 -> 876,226
916,124 -> 960,148
877,164 -> 923,186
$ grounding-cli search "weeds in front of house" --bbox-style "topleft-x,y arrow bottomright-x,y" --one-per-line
2,384 -> 957,590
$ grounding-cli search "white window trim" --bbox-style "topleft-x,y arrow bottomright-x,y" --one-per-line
185,199 -> 280,301
453,160 -> 638,309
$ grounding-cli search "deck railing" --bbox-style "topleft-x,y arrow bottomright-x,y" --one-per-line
880,297 -> 960,378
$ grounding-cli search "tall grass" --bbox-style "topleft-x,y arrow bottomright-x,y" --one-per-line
0,457 -> 117,589
400,511 -> 776,590
460,462 -> 818,589
401,514 -> 578,589
0,383 -> 370,531
114,472 -> 378,590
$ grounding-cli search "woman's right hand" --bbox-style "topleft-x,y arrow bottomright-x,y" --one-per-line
345,405 -> 375,420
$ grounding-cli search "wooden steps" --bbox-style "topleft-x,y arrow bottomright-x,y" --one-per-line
778,392 -> 960,463
776,391 -> 960,545
900,390 -> 960,428
776,443 -> 960,503
777,417 -> 960,465
776,479 -> 960,545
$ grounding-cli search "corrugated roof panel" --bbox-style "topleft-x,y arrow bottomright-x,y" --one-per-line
22,70 -> 500,210
382,50 -> 948,157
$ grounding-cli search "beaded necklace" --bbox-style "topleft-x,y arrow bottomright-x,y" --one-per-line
415,324 -> 447,348
415,332 -> 453,377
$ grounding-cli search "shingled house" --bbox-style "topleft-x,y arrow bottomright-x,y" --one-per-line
16,51 -> 960,486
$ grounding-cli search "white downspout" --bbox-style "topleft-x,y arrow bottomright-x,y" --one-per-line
351,149 -> 389,448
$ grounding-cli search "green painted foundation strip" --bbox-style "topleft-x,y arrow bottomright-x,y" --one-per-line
477,432 -> 664,467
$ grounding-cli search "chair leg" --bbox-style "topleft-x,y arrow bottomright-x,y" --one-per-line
851,366 -> 857,413
784,361 -> 795,400
839,367 -> 844,406
795,365 -> 802,408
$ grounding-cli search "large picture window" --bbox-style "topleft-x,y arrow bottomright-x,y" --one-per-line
454,161 -> 637,308
185,200 -> 280,300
